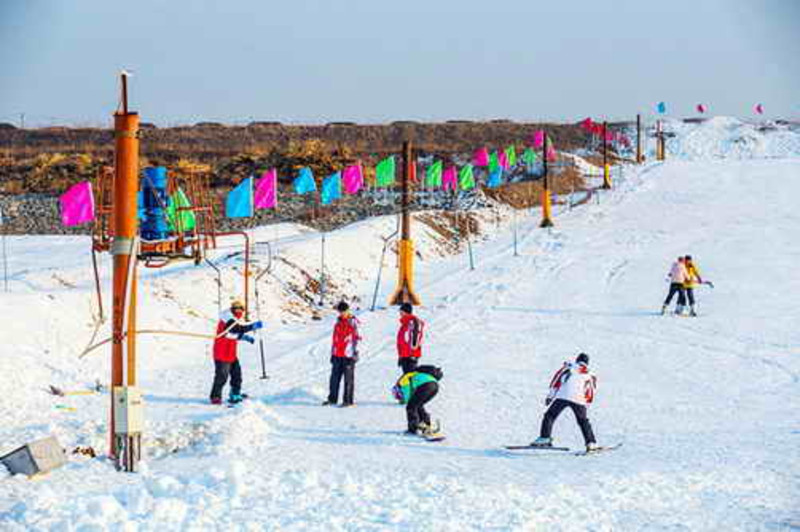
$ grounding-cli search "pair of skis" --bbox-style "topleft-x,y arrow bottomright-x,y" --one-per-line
504,442 -> 622,456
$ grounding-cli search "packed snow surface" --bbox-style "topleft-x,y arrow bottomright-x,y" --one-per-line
1,125 -> 799,530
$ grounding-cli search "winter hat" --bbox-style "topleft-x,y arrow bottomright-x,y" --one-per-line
576,353 -> 590,365
336,301 -> 350,312
684,255 -> 692,261
399,302 -> 413,314
230,299 -> 245,310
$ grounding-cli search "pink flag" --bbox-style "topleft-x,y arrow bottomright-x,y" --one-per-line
696,103 -> 706,114
442,166 -> 457,191
473,147 -> 489,166
59,181 -> 95,226
546,145 -> 557,162
532,130 -> 545,148
754,103 -> 764,115
580,117 -> 594,131
254,169 -> 277,209
342,164 -> 363,194
498,151 -> 509,169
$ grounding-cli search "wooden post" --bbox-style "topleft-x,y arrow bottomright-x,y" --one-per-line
540,134 -> 554,228
389,141 -> 421,305
636,114 -> 642,163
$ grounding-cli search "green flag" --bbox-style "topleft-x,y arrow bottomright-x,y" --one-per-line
522,147 -> 537,166
488,151 -> 500,173
505,145 -> 517,167
425,160 -> 443,188
375,156 -> 396,187
166,188 -> 196,232
458,164 -> 475,191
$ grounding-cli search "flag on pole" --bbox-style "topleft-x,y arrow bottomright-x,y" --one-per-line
321,172 -> 342,205
59,181 -> 95,226
166,188 -> 197,231
458,164 -> 475,191
754,103 -> 764,115
546,145 -> 557,162
696,103 -> 706,114
442,166 -> 457,191
473,147 -> 489,167
522,147 -> 537,166
293,167 -> 317,195
498,151 -> 509,170
487,168 -> 503,188
580,117 -> 594,131
656,102 -> 667,114
488,151 -> 500,173
532,130 -> 546,148
425,161 -> 443,188
505,145 -> 517,168
254,169 -> 277,209
226,176 -> 254,218
342,164 -> 363,194
375,156 -> 396,187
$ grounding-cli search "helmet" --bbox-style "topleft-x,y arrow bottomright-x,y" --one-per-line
576,353 -> 590,365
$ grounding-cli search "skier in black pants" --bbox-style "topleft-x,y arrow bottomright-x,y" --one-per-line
532,353 -> 598,451
323,301 -> 361,406
392,366 -> 442,435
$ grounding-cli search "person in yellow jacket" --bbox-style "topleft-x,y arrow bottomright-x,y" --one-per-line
683,255 -> 704,317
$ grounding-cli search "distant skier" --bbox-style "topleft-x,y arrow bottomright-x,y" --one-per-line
683,255 -> 706,317
210,299 -> 263,405
662,257 -> 688,315
531,353 -> 598,452
397,303 -> 425,374
323,301 -> 361,407
392,365 -> 443,436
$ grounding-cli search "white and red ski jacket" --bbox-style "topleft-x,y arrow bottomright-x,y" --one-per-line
546,362 -> 597,406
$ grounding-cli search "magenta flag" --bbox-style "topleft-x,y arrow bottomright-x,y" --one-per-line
254,169 -> 277,209
59,181 -> 95,226
532,130 -> 545,148
473,147 -> 489,166
580,117 -> 594,131
754,103 -> 764,115
342,164 -> 363,194
442,166 -> 457,191
546,145 -> 557,162
696,103 -> 706,114
498,151 -> 509,169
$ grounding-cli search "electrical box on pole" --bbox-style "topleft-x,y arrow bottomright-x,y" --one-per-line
113,386 -> 143,472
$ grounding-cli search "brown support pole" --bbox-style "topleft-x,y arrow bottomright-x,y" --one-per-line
540,134 -> 554,228
389,141 -> 421,305
636,114 -> 642,163
111,74 -> 139,458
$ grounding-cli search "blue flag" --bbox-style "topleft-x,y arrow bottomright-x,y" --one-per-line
225,176 -> 254,218
487,168 -> 503,188
137,190 -> 145,221
321,172 -> 342,205
293,167 -> 317,194
656,102 -> 666,114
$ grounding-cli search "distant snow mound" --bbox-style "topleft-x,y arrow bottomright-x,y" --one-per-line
666,116 -> 800,160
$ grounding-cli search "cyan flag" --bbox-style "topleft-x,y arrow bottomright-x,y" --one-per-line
225,176 -> 254,218
321,172 -> 342,205
656,102 -> 666,114
293,167 -> 317,194
487,168 -> 503,188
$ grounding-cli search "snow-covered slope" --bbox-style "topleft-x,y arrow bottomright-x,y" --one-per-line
2,153 -> 800,529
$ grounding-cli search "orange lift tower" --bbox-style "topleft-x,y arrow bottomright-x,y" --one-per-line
110,72 -> 142,471
389,141 -> 421,306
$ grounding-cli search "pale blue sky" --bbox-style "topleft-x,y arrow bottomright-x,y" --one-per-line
1,0 -> 797,126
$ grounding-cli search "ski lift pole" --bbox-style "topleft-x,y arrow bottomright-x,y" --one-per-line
319,232 -> 326,306
512,207 -> 519,257
254,249 -> 272,380
1,225 -> 8,292
371,229 -> 398,311
204,257 -> 222,316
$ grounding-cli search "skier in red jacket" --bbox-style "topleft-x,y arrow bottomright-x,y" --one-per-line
397,302 -> 425,374
210,299 -> 263,405
324,301 -> 361,407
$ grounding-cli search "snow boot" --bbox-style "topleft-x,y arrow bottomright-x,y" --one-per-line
660,304 -> 668,315
586,442 -> 599,452
228,394 -> 245,404
531,436 -> 552,447
210,397 -> 222,405
322,400 -> 336,406
689,305 -> 697,317
674,305 -> 685,316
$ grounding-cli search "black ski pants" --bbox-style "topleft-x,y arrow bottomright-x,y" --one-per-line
398,357 -> 418,374
539,398 -> 596,445
210,359 -> 242,400
685,287 -> 695,306
663,282 -> 686,306
407,381 -> 438,432
328,357 -> 356,405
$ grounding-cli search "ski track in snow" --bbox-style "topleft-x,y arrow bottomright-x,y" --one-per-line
2,120 -> 800,530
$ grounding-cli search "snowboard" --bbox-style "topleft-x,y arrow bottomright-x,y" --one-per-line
573,442 -> 623,456
504,445 -> 571,452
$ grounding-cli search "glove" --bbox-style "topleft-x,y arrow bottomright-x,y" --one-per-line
240,335 -> 255,344
250,321 -> 264,331
545,398 -> 552,407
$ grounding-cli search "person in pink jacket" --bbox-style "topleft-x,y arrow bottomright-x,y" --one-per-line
662,257 -> 688,315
